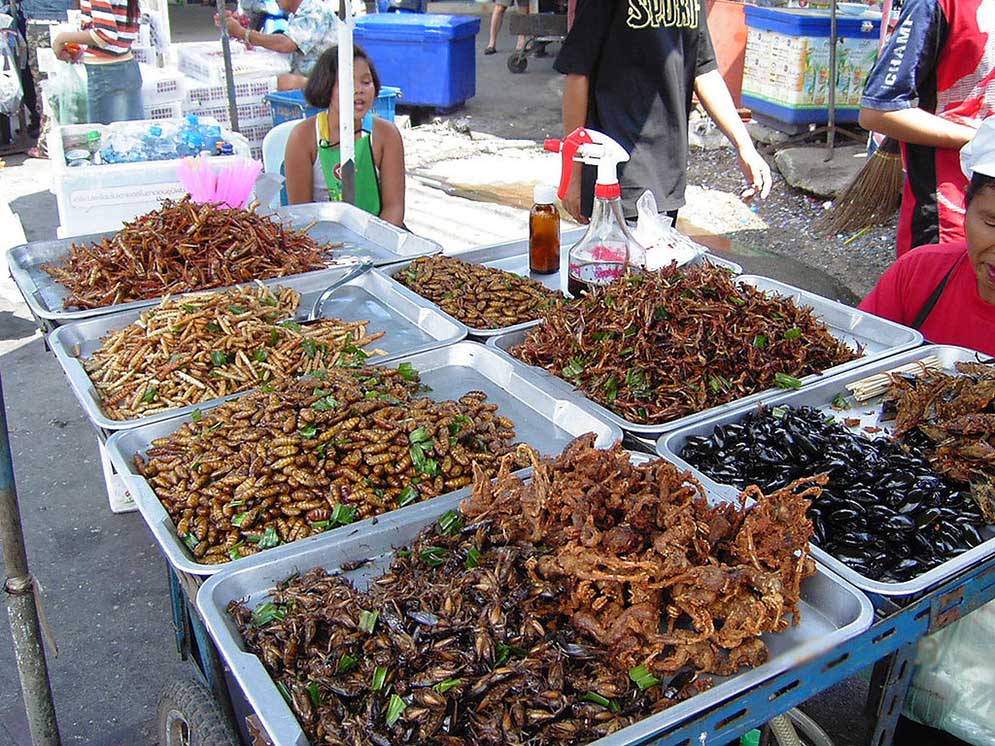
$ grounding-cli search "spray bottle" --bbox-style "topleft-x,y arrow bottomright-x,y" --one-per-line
545,128 -> 645,297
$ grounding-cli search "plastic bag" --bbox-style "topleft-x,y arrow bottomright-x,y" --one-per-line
0,26 -> 23,116
52,62 -> 88,125
905,600 -> 995,745
631,190 -> 707,271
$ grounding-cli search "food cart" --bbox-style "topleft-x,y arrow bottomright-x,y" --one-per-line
6,195 -> 995,746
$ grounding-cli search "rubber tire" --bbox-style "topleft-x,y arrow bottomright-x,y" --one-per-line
157,679 -> 240,746
507,52 -> 528,74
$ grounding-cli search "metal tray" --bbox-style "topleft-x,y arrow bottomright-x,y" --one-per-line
271,203 -> 441,266
390,230 -> 743,338
195,460 -> 873,746
104,341 -> 623,576
486,274 -> 924,436
657,344 -> 995,598
7,203 -> 441,325
48,267 -> 468,431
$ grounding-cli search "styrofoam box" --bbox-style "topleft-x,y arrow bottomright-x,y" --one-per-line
48,117 -> 251,238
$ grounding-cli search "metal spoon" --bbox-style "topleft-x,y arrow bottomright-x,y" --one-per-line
282,261 -> 374,324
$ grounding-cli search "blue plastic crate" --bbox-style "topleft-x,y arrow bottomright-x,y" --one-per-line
354,14 -> 480,109
266,86 -> 400,129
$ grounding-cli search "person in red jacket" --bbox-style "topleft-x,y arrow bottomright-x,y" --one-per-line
859,116 -> 995,356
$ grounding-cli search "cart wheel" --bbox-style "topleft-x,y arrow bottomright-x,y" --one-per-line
507,52 -> 528,74
157,679 -> 239,746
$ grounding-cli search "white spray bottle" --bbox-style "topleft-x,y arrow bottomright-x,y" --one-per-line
545,127 -> 645,297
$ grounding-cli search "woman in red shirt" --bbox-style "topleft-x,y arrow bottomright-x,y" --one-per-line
860,117 -> 995,356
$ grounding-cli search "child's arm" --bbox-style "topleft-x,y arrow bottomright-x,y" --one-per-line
375,119 -> 406,228
285,120 -> 316,205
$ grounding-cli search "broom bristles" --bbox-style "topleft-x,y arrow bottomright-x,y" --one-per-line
816,137 -> 903,237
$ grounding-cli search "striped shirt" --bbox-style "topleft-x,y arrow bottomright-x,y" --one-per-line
80,0 -> 138,61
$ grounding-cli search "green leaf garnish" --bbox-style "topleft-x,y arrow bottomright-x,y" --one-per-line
397,362 -> 418,381
753,334 -> 768,349
141,386 -> 157,403
420,547 -> 447,567
210,350 -> 228,367
385,694 -> 406,726
398,486 -> 418,507
629,665 -> 661,690
251,601 -> 286,627
358,609 -> 379,634
465,547 -> 481,569
774,372 -> 803,390
298,423 -> 318,439
372,666 -> 388,691
433,677 -> 462,694
438,510 -> 463,536
331,504 -> 356,526
336,653 -> 358,673
784,327 -> 803,340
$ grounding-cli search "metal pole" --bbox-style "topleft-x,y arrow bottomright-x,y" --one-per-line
337,0 -> 355,205
0,375 -> 61,746
825,0 -> 838,161
217,0 -> 240,133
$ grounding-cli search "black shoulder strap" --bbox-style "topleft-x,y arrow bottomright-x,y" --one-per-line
911,255 -> 962,330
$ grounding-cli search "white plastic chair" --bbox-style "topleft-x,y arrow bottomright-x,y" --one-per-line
261,119 -> 299,208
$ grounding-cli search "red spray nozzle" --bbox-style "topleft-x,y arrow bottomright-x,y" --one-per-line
548,128 -> 595,200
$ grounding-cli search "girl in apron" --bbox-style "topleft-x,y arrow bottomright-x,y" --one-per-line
285,44 -> 406,227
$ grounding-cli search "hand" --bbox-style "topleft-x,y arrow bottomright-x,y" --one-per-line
562,172 -> 589,224
226,16 -> 247,39
737,143 -> 772,200
52,35 -> 72,62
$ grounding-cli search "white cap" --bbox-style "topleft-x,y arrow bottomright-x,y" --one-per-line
961,116 -> 995,179
533,184 -> 557,204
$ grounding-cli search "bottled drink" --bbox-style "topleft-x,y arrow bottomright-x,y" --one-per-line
219,143 -> 234,156
529,184 -> 560,274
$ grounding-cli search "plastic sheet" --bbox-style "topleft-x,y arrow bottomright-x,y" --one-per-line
906,600 -> 995,745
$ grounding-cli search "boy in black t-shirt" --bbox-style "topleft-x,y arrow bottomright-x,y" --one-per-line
555,0 -> 771,222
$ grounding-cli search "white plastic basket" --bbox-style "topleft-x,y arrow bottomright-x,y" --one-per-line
133,45 -> 156,65
176,43 -> 290,83
183,76 -> 277,107
144,100 -> 183,121
140,63 -> 183,105
182,101 -> 272,128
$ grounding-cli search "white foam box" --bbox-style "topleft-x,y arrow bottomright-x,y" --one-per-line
48,117 -> 252,238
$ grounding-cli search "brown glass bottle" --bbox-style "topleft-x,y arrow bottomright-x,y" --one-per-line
529,185 -> 560,274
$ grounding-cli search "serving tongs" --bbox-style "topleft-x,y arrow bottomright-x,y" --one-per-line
280,261 -> 374,325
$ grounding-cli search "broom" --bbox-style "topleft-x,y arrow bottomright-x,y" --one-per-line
816,136 -> 904,236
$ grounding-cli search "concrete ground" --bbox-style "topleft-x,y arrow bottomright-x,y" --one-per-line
0,3 -> 910,745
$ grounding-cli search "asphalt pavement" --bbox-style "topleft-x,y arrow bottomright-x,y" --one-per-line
0,3 -> 900,745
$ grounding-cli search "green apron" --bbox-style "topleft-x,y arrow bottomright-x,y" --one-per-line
315,111 -> 383,216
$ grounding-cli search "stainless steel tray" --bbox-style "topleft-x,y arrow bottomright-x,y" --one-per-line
195,459 -> 873,746
390,230 -> 743,338
271,203 -> 441,266
104,341 -> 623,576
48,267 -> 468,431
7,203 -> 441,325
657,344 -> 995,598
486,274 -> 924,436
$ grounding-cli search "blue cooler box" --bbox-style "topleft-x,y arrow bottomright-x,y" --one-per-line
742,7 -> 882,126
355,14 -> 481,109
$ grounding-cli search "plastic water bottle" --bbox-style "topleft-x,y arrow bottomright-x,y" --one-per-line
143,124 -> 163,160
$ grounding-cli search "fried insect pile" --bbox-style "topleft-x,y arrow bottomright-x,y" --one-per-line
84,285 -> 383,420
511,265 -> 859,424
44,198 -> 332,309
885,361 -> 995,521
229,437 -> 817,745
135,367 -> 525,565
393,255 -> 564,329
